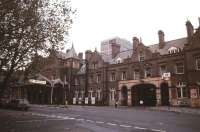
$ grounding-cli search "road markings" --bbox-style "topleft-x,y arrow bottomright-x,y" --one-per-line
134,126 -> 147,130
96,121 -> 104,124
107,122 -> 117,126
16,118 -> 65,123
151,129 -> 166,132
75,118 -> 84,121
119,124 -> 132,128
86,120 -> 95,123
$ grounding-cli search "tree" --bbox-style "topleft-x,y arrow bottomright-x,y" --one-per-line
0,0 -> 75,98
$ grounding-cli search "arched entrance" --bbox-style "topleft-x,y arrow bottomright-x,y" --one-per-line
160,82 -> 169,106
121,86 -> 128,106
131,83 -> 156,106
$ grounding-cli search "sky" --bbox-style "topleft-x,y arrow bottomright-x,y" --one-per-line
67,0 -> 200,54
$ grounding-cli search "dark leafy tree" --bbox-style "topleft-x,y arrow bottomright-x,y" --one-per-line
0,0 -> 75,97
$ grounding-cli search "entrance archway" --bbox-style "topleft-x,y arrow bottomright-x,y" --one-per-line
160,82 -> 169,106
121,86 -> 128,106
131,83 -> 156,106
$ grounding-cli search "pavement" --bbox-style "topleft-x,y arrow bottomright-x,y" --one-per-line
39,104 -> 200,115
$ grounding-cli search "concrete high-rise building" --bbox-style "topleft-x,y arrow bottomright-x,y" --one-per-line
100,37 -> 132,62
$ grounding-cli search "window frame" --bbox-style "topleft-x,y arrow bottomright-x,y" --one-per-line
121,71 -> 126,80
177,82 -> 188,98
133,70 -> 140,80
196,57 -> 200,70
175,62 -> 184,74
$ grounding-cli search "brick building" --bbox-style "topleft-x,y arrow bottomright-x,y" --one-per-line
73,20 -> 200,107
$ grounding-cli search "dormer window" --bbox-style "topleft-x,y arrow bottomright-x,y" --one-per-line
116,58 -> 122,64
168,47 -> 181,54
139,51 -> 145,62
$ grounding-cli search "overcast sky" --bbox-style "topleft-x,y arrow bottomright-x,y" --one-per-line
67,0 -> 199,53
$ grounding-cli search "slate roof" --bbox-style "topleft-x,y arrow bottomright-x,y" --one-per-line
148,37 -> 187,55
56,44 -> 79,60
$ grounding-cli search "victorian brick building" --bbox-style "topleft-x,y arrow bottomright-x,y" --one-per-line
17,19 -> 200,107
73,20 -> 200,107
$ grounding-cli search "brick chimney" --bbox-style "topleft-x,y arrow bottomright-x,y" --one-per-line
132,37 -> 139,49
186,20 -> 194,40
158,30 -> 165,49
78,52 -> 83,60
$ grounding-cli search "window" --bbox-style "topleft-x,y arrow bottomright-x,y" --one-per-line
139,51 -> 145,62
175,62 -> 184,74
110,72 -> 116,81
75,91 -> 79,98
196,57 -> 200,70
121,71 -> 126,80
89,91 -> 93,98
133,70 -> 140,80
177,82 -> 187,98
116,58 -> 122,64
160,65 -> 167,76
96,74 -> 101,83
93,63 -> 96,69
97,90 -> 101,100
75,78 -> 78,85
145,67 -> 151,78
110,89 -> 115,101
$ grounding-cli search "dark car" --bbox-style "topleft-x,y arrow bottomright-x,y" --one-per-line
8,99 -> 30,111
0,98 -> 9,108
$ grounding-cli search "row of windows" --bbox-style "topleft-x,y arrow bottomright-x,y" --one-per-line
86,58 -> 200,83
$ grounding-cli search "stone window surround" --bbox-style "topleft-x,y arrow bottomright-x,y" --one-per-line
110,72 -> 116,81
175,62 -> 184,74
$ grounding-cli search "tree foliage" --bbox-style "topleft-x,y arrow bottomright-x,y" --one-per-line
0,0 -> 75,97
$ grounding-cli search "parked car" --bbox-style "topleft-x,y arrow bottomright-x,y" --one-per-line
0,98 -> 9,108
8,99 -> 30,111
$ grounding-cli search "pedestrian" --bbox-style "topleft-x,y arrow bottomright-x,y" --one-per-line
115,100 -> 118,108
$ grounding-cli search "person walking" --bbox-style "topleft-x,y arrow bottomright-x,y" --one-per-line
115,100 -> 118,108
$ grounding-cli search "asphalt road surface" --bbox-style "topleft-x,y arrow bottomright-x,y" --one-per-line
0,105 -> 200,132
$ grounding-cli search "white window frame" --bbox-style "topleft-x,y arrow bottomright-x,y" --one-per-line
96,74 -> 101,83
121,71 -> 126,80
97,90 -> 101,100
110,72 -> 116,81
196,57 -> 200,70
175,62 -> 184,74
177,82 -> 187,98
138,52 -> 145,62
110,89 -> 115,101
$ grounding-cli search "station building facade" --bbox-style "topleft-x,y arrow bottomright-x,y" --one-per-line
73,20 -> 200,107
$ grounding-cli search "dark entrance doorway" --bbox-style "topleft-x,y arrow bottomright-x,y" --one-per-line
160,82 -> 169,106
121,86 -> 128,106
131,83 -> 156,106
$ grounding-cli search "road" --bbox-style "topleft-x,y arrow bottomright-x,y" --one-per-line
0,105 -> 200,132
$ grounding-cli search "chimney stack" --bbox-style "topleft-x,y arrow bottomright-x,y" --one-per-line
78,52 -> 83,60
186,20 -> 194,40
158,30 -> 165,49
133,37 -> 139,49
